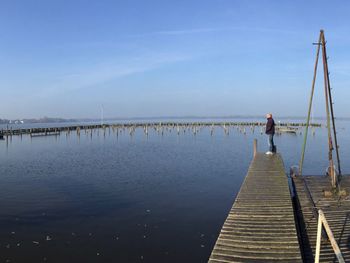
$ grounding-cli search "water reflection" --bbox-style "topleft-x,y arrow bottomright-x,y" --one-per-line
0,121 -> 348,262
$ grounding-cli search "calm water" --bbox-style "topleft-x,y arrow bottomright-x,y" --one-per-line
0,120 -> 349,263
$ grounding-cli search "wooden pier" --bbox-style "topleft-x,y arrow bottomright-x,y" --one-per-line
209,151 -> 302,262
293,175 -> 350,262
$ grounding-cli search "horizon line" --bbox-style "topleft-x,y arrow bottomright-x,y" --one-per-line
2,115 -> 350,121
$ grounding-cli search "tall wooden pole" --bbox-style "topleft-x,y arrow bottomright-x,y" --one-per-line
321,31 -> 342,179
299,33 -> 321,175
320,30 -> 336,188
300,30 -> 341,190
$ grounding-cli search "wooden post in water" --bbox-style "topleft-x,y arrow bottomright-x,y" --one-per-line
253,139 -> 257,158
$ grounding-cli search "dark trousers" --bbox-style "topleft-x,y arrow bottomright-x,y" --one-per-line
268,134 -> 275,152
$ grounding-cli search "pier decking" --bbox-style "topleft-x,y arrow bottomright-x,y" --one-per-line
293,175 -> 350,262
209,152 -> 302,263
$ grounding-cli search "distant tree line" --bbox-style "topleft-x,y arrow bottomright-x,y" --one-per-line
0,117 -> 78,124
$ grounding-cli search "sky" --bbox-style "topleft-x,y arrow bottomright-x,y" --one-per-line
0,0 -> 350,119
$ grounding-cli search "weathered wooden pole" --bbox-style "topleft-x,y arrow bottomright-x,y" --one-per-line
253,139 -> 257,158
299,31 -> 321,176
321,30 -> 341,185
320,31 -> 336,188
315,210 -> 345,263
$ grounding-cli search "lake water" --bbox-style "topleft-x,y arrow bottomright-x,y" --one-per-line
0,119 -> 349,262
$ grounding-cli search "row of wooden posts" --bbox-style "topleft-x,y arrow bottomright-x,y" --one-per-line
0,122 -> 320,139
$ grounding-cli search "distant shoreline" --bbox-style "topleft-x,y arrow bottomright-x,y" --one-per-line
1,115 -> 349,125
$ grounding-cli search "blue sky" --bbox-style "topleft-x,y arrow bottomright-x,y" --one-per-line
0,0 -> 350,119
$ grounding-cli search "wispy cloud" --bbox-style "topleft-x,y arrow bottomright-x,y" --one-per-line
128,27 -> 233,37
127,26 -> 300,38
34,52 -> 193,98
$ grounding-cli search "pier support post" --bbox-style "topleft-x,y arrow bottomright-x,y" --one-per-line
253,139 -> 257,157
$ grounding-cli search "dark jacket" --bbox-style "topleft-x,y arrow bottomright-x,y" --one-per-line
265,118 -> 275,135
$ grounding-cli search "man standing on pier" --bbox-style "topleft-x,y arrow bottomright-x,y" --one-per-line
265,113 -> 275,155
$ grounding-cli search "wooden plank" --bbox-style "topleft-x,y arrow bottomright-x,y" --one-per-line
293,175 -> 350,262
208,153 -> 302,262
